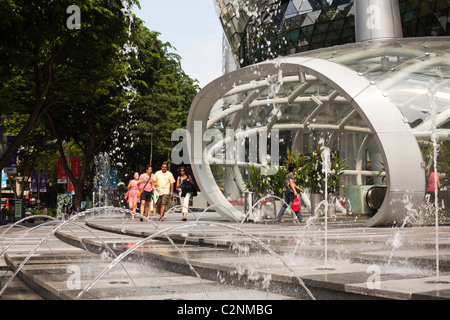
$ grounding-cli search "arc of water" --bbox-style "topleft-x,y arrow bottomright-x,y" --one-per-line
75,221 -> 316,300
0,215 -> 57,238
0,216 -> 59,261
0,215 -> 138,297
320,143 -> 332,267
385,215 -> 410,271
119,203 -> 231,254
118,206 -> 212,297
223,194 -> 301,256
249,194 -> 302,224
185,203 -> 241,251
160,202 -> 209,250
428,79 -> 440,279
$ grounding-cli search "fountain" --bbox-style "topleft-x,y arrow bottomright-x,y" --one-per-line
319,141 -> 331,269
1,1 -> 450,302
428,79 -> 441,280
1,183 -> 450,300
93,153 -> 111,207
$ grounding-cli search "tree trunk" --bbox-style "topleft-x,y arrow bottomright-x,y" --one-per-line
0,104 -> 43,171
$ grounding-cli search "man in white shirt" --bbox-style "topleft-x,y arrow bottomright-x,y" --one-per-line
152,162 -> 175,221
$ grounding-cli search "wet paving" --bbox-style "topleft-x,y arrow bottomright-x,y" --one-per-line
1,209 -> 450,300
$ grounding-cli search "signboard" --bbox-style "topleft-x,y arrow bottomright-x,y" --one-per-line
30,173 -> 38,192
110,168 -> 118,190
4,136 -> 17,174
1,169 -> 6,189
14,199 -> 22,219
40,173 -> 47,193
31,173 -> 47,193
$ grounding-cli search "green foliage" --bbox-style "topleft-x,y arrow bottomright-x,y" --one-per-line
376,162 -> 386,184
438,142 -> 450,181
33,208 -> 57,218
265,165 -> 288,198
242,146 -> 348,199
306,147 -> 348,194
286,148 -> 308,190
422,140 -> 450,185
0,0 -> 139,172
119,21 -> 199,171
243,165 -> 270,198
0,1 -> 200,205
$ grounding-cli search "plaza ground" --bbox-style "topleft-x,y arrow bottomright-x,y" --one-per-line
1,192 -> 449,301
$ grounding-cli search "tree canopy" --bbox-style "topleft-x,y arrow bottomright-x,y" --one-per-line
0,0 -> 200,206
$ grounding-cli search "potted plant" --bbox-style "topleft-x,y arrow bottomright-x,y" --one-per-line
328,153 -> 348,194
265,149 -> 309,217
243,164 -> 269,198
265,165 -> 288,217
286,148 -> 309,192
266,165 -> 287,199
243,164 -> 270,220
305,146 -> 347,215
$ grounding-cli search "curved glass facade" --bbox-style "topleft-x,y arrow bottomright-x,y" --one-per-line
215,0 -> 450,67
294,38 -> 450,135
187,1 -> 450,226
187,36 -> 450,226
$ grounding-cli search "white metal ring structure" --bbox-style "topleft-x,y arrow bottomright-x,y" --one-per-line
187,56 -> 425,227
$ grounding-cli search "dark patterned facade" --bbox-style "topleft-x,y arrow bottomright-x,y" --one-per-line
215,0 -> 450,67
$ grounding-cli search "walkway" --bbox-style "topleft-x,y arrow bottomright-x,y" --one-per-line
1,205 -> 449,300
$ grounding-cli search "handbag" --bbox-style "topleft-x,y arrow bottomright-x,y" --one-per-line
283,173 -> 294,194
137,175 -> 151,198
180,177 -> 198,197
292,197 -> 301,212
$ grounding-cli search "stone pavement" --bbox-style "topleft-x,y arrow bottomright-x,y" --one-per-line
1,206 -> 450,300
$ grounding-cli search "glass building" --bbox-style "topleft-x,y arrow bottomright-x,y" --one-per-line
215,0 -> 450,67
186,0 -> 450,226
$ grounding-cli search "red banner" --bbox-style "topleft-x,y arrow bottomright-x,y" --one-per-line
57,157 -> 67,184
58,156 -> 81,190
69,157 -> 81,192
71,157 -> 81,178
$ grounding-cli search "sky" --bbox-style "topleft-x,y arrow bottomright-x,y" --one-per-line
134,0 -> 224,88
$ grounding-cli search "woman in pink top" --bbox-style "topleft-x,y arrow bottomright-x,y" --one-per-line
127,172 -> 140,219
426,165 -> 440,214
139,166 -> 153,220
427,170 -> 441,197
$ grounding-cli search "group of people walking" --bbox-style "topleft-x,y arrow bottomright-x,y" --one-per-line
126,163 -> 196,221
125,161 -> 302,223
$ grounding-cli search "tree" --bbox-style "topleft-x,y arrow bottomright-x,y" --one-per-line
0,0 -> 139,171
3,113 -> 58,200
1,1 -> 200,207
114,23 -> 199,177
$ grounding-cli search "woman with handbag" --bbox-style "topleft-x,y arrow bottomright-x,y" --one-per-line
426,164 -> 441,215
126,172 -> 141,219
138,165 -> 153,220
277,163 -> 304,223
176,166 -> 195,221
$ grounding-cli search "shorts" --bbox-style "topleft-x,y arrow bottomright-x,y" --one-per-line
156,194 -> 170,207
141,190 -> 153,202
426,191 -> 436,203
